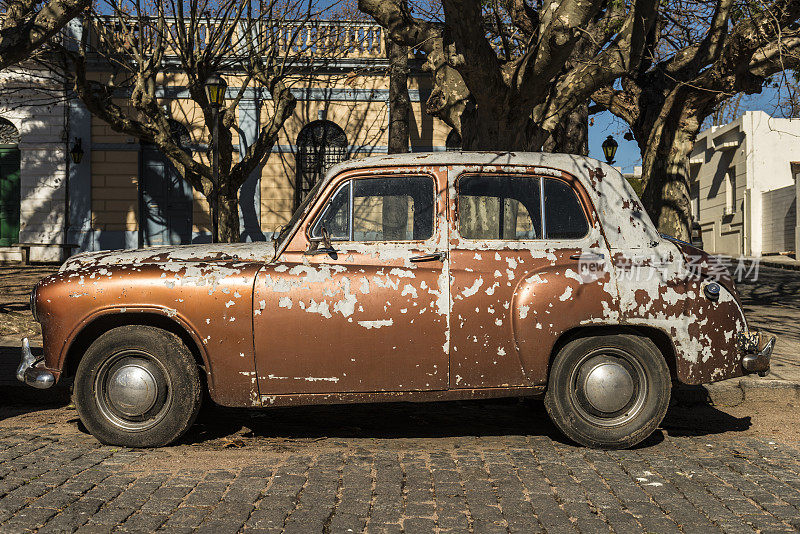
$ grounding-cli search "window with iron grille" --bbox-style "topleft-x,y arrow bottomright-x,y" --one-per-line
0,118 -> 20,146
295,120 -> 348,210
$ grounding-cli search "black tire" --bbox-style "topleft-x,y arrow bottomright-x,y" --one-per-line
544,334 -> 671,449
73,325 -> 202,448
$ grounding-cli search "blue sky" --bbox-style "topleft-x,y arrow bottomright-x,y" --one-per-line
588,111 -> 640,173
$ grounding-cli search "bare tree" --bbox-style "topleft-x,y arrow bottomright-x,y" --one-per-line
60,0 -> 357,242
358,0 -> 660,151
0,0 -> 89,71
592,0 -> 800,240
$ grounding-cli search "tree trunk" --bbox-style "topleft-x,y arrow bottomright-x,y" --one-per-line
639,102 -> 702,242
541,102 -> 588,155
387,36 -> 410,154
384,33 -> 410,240
459,100 -> 545,151
217,189 -> 240,243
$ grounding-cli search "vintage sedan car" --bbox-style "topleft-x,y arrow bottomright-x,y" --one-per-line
18,152 -> 773,449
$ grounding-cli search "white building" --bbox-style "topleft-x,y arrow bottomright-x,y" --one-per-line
689,110 -> 800,257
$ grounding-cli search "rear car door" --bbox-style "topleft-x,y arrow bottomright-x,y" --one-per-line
448,166 -> 617,388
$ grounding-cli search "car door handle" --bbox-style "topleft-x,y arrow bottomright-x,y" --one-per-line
410,251 -> 447,262
570,252 -> 605,260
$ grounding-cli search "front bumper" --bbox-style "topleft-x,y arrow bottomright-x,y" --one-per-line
737,331 -> 775,377
16,338 -> 54,389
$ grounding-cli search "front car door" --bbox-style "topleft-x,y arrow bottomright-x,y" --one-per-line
253,166 -> 450,399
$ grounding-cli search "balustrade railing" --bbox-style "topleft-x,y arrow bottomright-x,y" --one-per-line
89,18 -> 387,61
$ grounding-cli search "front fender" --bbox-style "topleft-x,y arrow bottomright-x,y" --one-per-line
35,261 -> 263,407
511,259 -> 621,384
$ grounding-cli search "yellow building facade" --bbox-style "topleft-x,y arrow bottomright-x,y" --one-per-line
70,24 -> 453,252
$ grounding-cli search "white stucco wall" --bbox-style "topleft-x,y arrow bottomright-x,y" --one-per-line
0,71 -> 67,262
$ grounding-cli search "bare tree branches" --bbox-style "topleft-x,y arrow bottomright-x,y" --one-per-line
590,0 -> 800,240
0,0 -> 90,70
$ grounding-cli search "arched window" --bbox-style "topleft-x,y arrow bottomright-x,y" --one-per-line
295,120 -> 348,210
0,117 -> 20,246
0,117 -> 20,145
446,129 -> 462,151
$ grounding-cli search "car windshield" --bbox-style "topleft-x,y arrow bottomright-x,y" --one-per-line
276,178 -> 326,245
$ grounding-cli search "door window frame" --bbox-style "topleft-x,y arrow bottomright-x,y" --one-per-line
454,171 -> 594,242
305,172 -> 439,244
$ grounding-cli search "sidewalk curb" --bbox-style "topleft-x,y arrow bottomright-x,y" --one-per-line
673,378 -> 800,407
739,257 -> 800,272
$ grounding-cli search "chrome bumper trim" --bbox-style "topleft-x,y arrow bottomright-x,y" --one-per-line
16,338 -> 54,389
738,331 -> 774,377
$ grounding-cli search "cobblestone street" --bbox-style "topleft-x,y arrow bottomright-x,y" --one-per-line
0,397 -> 799,533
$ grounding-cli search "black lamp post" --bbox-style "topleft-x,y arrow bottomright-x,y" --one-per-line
204,74 -> 227,243
601,135 -> 618,165
70,138 -> 84,164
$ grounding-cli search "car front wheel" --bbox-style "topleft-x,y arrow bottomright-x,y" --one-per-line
73,325 -> 202,448
544,334 -> 671,449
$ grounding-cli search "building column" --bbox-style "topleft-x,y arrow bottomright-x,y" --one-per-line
66,99 -> 92,252
65,18 -> 93,252
237,99 -> 263,242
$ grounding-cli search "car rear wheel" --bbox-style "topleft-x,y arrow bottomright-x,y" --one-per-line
544,334 -> 671,449
74,325 -> 202,448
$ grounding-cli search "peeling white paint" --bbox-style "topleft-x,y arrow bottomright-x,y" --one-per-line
357,319 -> 393,329
461,277 -> 483,298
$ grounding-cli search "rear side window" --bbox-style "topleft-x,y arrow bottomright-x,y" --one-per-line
458,175 -> 541,239
457,174 -> 588,240
544,178 -> 589,239
310,176 -> 435,241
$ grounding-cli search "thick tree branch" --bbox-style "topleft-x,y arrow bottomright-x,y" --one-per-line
0,0 -> 90,71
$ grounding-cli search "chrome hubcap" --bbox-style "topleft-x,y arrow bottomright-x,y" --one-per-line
569,348 -> 648,427
582,360 -> 635,413
94,351 -> 171,432
107,364 -> 158,417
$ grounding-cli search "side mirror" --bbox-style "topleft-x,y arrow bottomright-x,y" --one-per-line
304,226 -> 337,256
271,224 -> 284,257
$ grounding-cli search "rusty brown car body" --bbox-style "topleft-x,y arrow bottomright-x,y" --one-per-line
18,152 -> 774,448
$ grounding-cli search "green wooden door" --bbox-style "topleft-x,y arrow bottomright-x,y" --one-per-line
0,146 -> 20,246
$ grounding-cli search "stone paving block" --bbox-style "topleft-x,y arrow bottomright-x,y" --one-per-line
158,505 -> 210,528
117,512 -> 168,531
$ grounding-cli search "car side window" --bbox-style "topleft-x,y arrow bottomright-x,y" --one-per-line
544,178 -> 589,239
310,176 -> 435,242
457,174 -> 588,240
310,182 -> 351,240
458,175 -> 541,240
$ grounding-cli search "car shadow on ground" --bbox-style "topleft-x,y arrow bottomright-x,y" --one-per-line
166,395 -> 752,448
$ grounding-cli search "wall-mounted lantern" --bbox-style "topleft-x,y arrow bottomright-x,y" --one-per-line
70,138 -> 84,164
